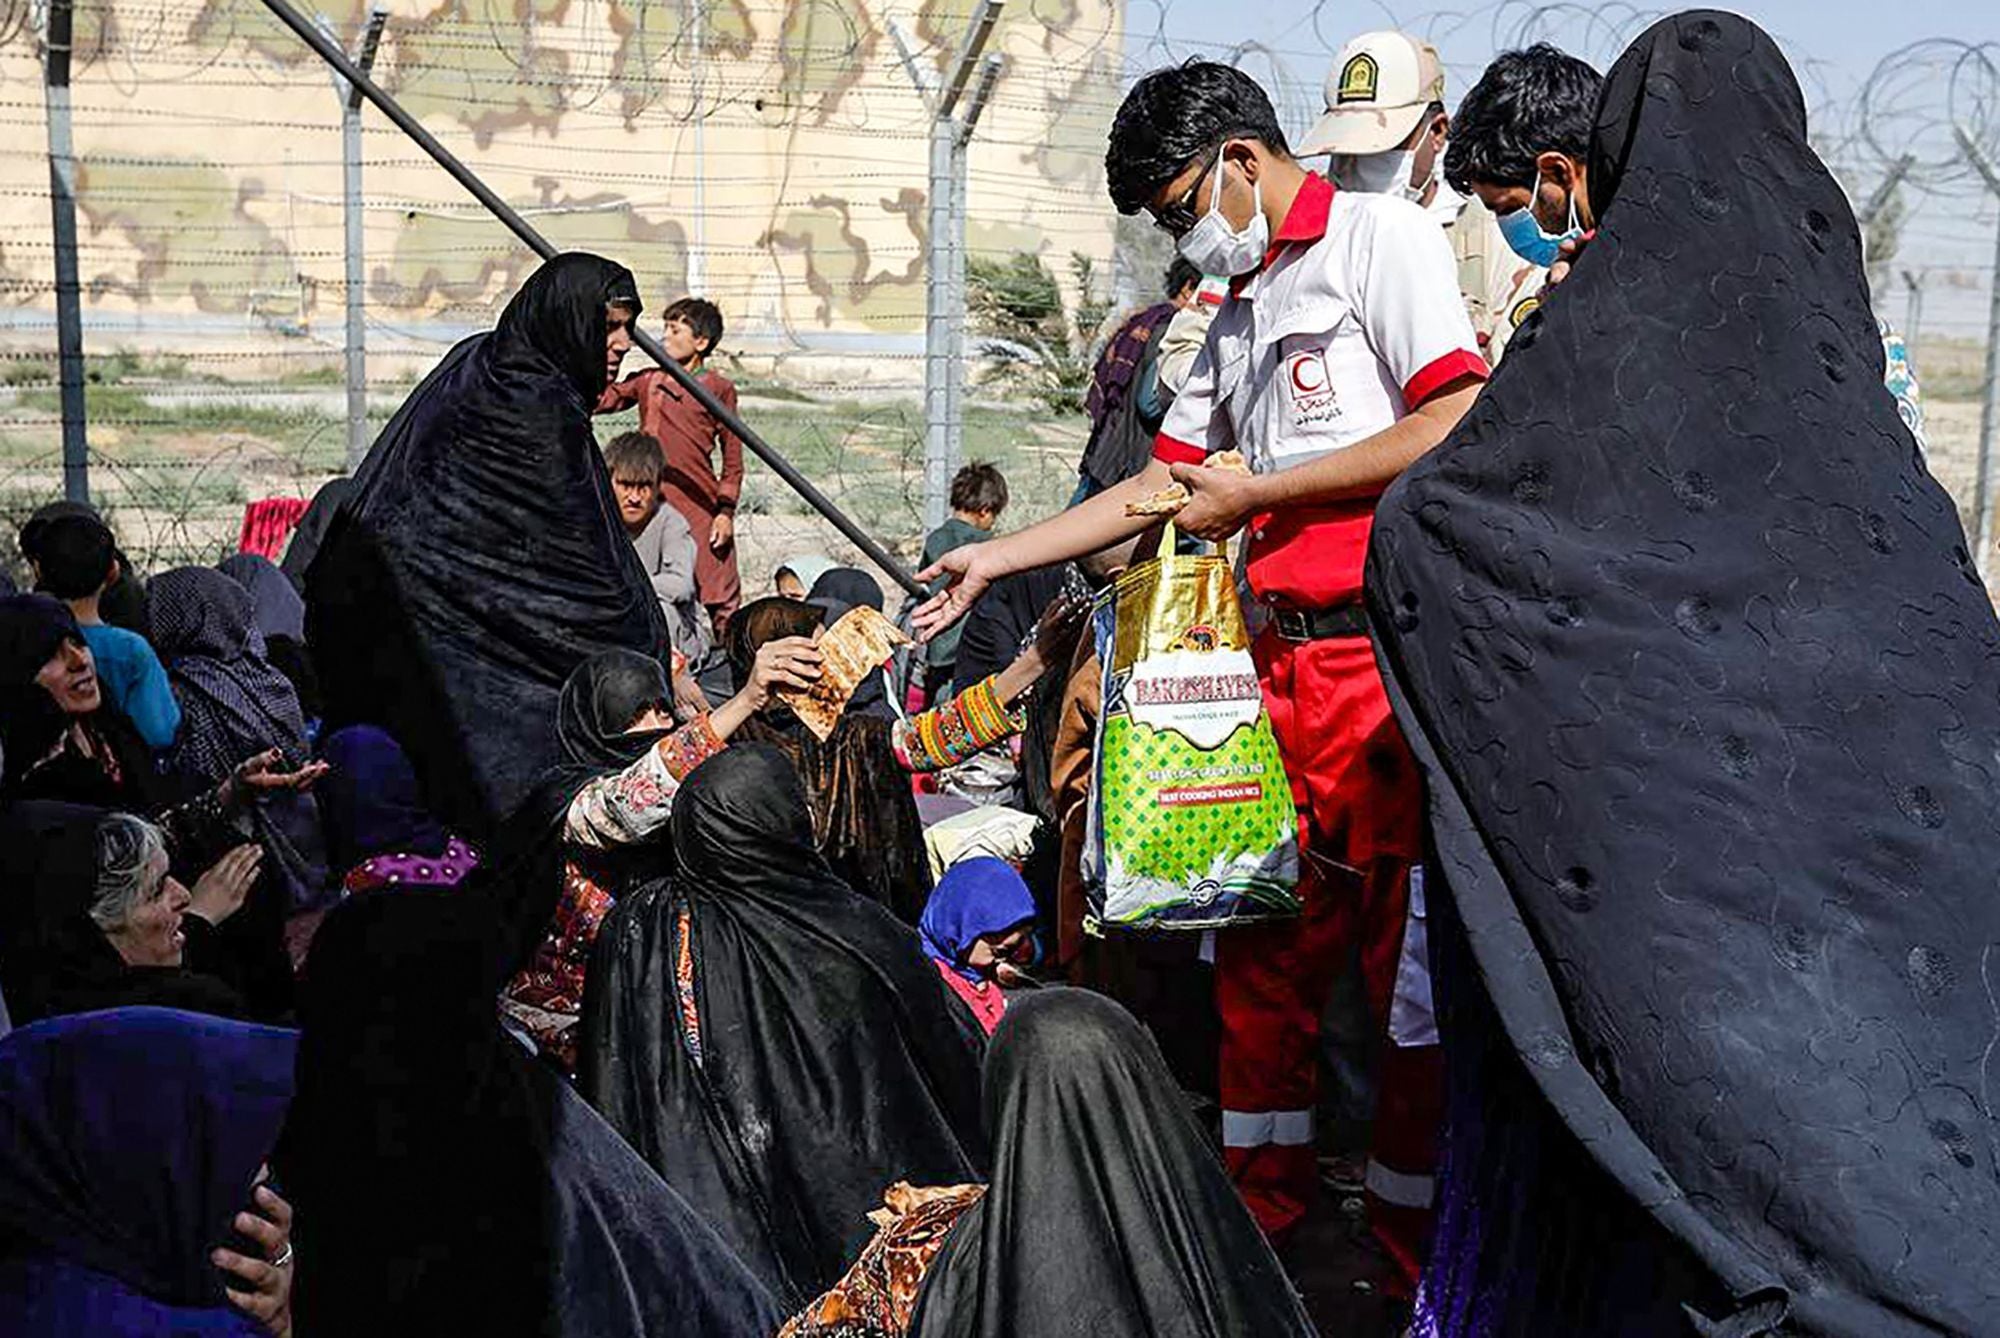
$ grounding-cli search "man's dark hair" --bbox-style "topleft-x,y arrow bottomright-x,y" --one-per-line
1163,257 -> 1202,300
949,461 -> 1009,516
664,296 -> 725,356
31,513 -> 117,600
1444,44 -> 1602,193
1106,60 -> 1290,216
603,431 -> 664,485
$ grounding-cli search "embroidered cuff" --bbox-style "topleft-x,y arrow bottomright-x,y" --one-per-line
657,714 -> 726,781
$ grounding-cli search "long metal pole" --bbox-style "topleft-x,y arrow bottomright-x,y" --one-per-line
1956,131 -> 2000,579
254,0 -> 922,595
42,0 -> 87,504
339,10 -> 386,471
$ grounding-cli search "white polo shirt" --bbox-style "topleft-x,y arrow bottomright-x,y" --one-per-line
1155,173 -> 1487,608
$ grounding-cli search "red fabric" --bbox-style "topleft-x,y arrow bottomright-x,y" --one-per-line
1255,629 -> 1421,870
934,960 -> 1007,1035
238,496 -> 311,560
1241,503 -> 1378,611
596,367 -> 745,623
1214,633 -> 1431,1247
1366,1041 -> 1444,1291
1401,348 -> 1490,411
1151,433 -> 1207,467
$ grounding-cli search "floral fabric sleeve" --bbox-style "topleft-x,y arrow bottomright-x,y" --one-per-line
891,673 -> 1027,774
563,716 -> 726,849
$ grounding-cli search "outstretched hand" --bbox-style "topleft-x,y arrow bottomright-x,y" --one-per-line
223,749 -> 328,808
911,544 -> 1001,643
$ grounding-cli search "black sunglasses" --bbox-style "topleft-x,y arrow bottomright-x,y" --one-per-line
1151,147 -> 1225,237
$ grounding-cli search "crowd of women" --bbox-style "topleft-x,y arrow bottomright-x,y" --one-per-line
3,10 -> 1998,1337
0,522 -> 1306,1335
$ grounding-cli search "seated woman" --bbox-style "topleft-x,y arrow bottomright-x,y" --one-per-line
579,746 -> 986,1309
1,593 -> 323,884
0,1006 -> 298,1336
0,807 -> 263,1023
151,566 -> 332,1017
784,989 -> 1315,1338
726,596 -> 934,920
918,857 -> 1038,1035
216,552 -> 320,729
318,724 -> 480,895
502,638 -> 816,1072
281,888 -> 782,1337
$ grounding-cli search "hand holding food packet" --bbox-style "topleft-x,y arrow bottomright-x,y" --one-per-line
773,605 -> 911,740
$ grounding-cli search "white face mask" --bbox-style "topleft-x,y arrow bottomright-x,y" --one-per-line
1177,155 -> 1269,277
1333,146 -> 1422,200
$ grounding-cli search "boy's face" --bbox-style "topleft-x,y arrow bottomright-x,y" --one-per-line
613,474 -> 662,531
662,316 -> 711,366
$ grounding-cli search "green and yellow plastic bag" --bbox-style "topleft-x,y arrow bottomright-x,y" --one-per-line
1083,527 -> 1300,931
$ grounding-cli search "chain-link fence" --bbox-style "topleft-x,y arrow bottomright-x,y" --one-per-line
0,0 -> 1993,592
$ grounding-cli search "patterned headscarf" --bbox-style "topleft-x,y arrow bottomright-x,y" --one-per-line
147,567 -> 308,783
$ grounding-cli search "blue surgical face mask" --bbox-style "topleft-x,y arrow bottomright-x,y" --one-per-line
1496,171 -> 1582,268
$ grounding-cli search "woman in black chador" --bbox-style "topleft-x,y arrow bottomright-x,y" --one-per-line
1369,13 -> 2000,1335
305,253 -> 667,840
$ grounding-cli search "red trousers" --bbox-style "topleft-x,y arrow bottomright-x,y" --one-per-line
1216,631 -> 1441,1289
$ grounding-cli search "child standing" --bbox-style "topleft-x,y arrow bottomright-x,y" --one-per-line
596,297 -> 745,639
919,462 -> 1008,702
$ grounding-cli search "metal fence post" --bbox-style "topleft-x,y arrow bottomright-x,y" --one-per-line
896,1 -> 1003,533
42,0 -> 88,504
1954,131 -> 2000,578
324,8 -> 387,471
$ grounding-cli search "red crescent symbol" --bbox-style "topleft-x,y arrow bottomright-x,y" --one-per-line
1290,352 -> 1326,395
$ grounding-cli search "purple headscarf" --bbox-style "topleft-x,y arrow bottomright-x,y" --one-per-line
318,725 -> 451,871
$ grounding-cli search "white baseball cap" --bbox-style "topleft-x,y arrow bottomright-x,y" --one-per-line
1296,31 -> 1447,158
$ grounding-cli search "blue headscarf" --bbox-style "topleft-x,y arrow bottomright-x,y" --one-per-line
918,857 -> 1037,983
319,724 -> 452,871
0,1007 -> 297,1333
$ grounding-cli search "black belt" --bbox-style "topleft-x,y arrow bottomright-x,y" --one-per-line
1266,600 -> 1369,642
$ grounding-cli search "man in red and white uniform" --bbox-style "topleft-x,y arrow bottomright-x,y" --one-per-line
914,59 -> 1485,1286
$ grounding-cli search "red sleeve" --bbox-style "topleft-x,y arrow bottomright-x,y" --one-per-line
712,376 -> 744,511
596,371 -> 645,415
1401,349 -> 1490,411
1151,433 -> 1208,467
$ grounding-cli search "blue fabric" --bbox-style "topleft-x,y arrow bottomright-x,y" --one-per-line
919,856 -> 1037,983
0,1008 -> 297,1320
318,724 -> 451,870
79,623 -> 179,750
0,1256 -> 261,1336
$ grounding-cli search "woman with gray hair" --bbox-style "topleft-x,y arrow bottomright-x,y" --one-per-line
0,804 -> 262,1024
